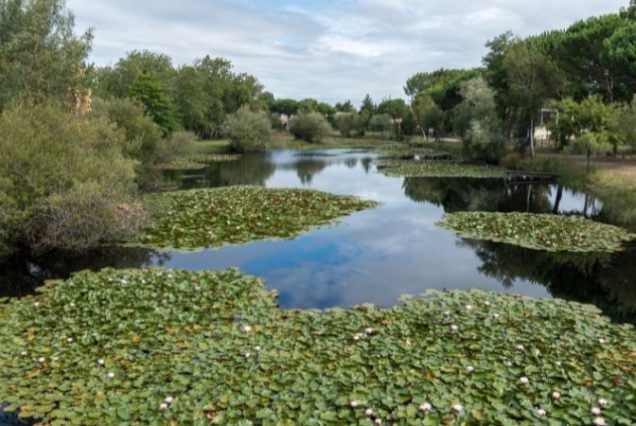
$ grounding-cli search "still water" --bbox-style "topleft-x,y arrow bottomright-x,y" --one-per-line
1,150 -> 635,323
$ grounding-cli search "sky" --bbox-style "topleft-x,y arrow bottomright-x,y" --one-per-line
67,0 -> 629,105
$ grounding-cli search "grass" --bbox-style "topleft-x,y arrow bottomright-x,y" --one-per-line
194,139 -> 232,154
156,154 -> 241,171
377,159 -> 506,178
438,212 -> 636,253
135,186 -> 378,250
1,268 -> 634,425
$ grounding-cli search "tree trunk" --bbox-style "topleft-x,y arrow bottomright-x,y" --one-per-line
553,185 -> 563,214
529,117 -> 535,158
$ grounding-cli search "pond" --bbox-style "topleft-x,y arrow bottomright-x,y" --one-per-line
1,149 -> 635,324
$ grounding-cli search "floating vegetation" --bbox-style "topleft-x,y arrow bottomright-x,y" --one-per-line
1,268 -> 634,424
136,186 -> 378,250
438,212 -> 636,253
378,159 -> 506,178
157,154 -> 241,171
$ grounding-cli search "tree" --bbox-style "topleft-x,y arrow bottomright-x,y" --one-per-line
0,0 -> 93,111
567,131 -> 612,170
360,94 -> 375,114
271,98 -> 299,116
377,98 -> 407,137
368,114 -> 393,137
221,106 -> 272,152
453,77 -> 505,163
288,112 -> 333,143
128,73 -> 179,134
412,95 -> 444,138
502,42 -> 564,156
335,100 -> 354,112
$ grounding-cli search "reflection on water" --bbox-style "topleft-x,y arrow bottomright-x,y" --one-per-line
1,150 -> 634,324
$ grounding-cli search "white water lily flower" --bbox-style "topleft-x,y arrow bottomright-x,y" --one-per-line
536,408 -> 546,417
52,357 -> 59,361
98,359 -> 105,366
598,338 -> 606,344
551,391 -> 561,399
534,349 -> 541,357
38,357 -> 46,363
419,403 -> 432,412
515,344 -> 524,351
374,419 -> 382,425
465,305 -> 473,311
466,366 -> 474,373
350,400 -> 360,408
592,417 -> 607,426
353,334 -> 363,341
255,346 -> 262,352
365,408 -> 373,416
452,404 -> 463,413
33,302 -> 40,308
107,372 -> 115,379
519,377 -> 529,385
406,339 -> 412,346
66,337 -> 73,343
483,301 -> 491,306
444,311 -> 451,316
365,328 -> 374,334
598,398 -> 608,407
240,325 -> 252,334
165,396 -> 174,404
555,361 -> 562,367
159,403 -> 168,412
20,351 -> 28,356
590,407 -> 601,415
244,352 -> 251,358
493,313 -> 500,319
450,324 -> 459,332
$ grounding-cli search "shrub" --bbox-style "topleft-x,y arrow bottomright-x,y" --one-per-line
499,153 -> 524,170
0,103 -> 141,252
163,131 -> 197,158
368,113 -> 393,135
288,111 -> 333,143
221,106 -> 272,152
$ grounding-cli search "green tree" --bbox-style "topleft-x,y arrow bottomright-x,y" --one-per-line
221,106 -> 272,152
288,112 -> 333,143
0,0 -> 93,111
129,72 -> 179,134
567,131 -> 612,170
271,98 -> 299,116
360,94 -> 375,114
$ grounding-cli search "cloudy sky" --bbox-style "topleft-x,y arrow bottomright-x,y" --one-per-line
67,0 -> 628,105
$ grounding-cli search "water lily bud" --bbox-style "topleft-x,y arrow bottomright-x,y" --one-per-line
466,366 -> 474,373
165,396 -> 174,404
551,391 -> 561,399
452,404 -> 463,413
597,398 -> 608,407
536,408 -> 546,417
107,372 -> 115,379
405,339 -> 412,346
240,325 -> 252,334
353,334 -> 362,341
244,352 -> 251,358
450,324 -> 459,332
350,400 -> 360,408
590,407 -> 601,415
515,344 -> 524,351
159,403 -> 168,412
519,377 -> 529,385
38,357 -> 46,363
592,417 -> 606,426
365,408 -> 373,416
419,403 -> 432,412
365,328 -> 374,334
555,361 -> 562,367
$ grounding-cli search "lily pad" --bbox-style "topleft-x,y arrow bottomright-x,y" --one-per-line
438,211 -> 636,252
377,159 -> 506,178
0,268 -> 634,424
157,154 -> 242,171
135,186 -> 378,250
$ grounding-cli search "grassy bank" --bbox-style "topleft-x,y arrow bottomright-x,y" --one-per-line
1,268 -> 634,425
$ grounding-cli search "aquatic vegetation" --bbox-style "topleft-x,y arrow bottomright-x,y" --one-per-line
157,154 -> 241,171
136,186 -> 378,250
438,212 -> 636,252
378,159 -> 506,178
0,268 -> 634,424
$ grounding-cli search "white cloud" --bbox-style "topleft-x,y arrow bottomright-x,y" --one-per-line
67,0 -> 629,105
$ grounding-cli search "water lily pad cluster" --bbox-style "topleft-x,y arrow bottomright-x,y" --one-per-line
137,186 -> 378,250
1,268 -> 634,424
158,154 -> 242,171
377,159 -> 506,178
438,212 -> 636,253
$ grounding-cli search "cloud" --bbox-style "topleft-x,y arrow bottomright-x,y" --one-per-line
67,0 -> 628,105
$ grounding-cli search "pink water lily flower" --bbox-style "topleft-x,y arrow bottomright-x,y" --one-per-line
590,407 -> 601,415
365,408 -> 373,416
551,391 -> 561,399
159,403 -> 168,412
350,400 -> 360,408
592,417 -> 606,426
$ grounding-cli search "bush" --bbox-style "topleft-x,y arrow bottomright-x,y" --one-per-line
221,106 -> 272,152
0,103 -> 142,253
499,153 -> 524,170
163,131 -> 197,158
368,114 -> 393,135
288,112 -> 333,143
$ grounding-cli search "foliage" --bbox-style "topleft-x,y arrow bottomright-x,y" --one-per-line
270,98 -> 299,116
566,132 -> 613,170
0,0 -> 93,112
221,106 -> 272,152
612,95 -> 636,150
335,112 -> 367,137
1,268 -> 635,424
136,187 -> 378,250
438,212 -> 636,252
368,114 -> 393,135
0,103 -> 140,252
128,72 -> 180,134
360,94 -> 376,114
157,154 -> 241,171
378,160 -> 506,178
452,77 -> 505,162
164,131 -> 197,159
288,111 -> 333,143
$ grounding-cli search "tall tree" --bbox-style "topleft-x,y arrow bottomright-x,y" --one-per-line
0,0 -> 93,111
129,73 -> 179,134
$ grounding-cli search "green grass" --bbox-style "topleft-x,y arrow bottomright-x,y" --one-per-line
136,186 -> 378,250
378,159 -> 506,178
1,268 -> 634,424
156,154 -> 241,171
438,212 -> 636,253
194,139 -> 232,154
